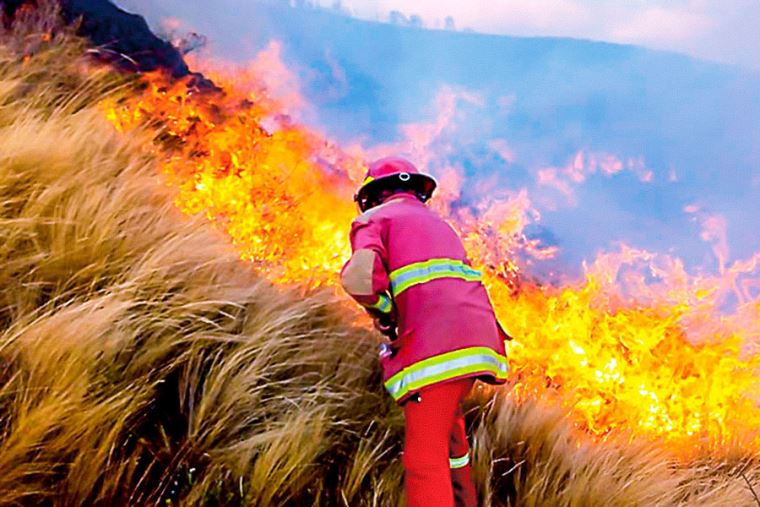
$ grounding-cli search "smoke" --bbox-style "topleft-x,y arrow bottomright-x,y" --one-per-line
114,0 -> 760,283
306,0 -> 760,70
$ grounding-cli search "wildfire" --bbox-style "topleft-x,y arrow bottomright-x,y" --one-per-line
103,64 -> 760,455
104,70 -> 362,286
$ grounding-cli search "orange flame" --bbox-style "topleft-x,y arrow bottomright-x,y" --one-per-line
104,69 -> 361,286
102,61 -> 760,455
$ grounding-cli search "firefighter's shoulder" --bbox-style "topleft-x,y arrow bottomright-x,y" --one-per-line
352,199 -> 404,225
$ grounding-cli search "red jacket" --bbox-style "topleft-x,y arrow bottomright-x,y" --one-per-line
341,193 -> 509,403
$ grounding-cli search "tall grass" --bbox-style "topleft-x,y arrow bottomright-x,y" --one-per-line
0,6 -> 758,505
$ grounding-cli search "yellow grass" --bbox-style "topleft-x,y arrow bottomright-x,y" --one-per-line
1,7 -> 759,506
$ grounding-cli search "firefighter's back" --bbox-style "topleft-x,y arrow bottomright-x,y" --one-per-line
374,194 -> 504,357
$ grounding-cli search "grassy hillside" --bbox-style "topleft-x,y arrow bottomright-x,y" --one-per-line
0,7 -> 757,506
120,0 -> 760,271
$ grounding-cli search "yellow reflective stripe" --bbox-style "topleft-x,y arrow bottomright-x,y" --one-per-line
450,452 -> 470,469
362,175 -> 375,186
384,347 -> 508,401
364,294 -> 392,314
389,258 -> 481,296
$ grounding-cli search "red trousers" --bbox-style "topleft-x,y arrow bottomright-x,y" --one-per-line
402,378 -> 477,507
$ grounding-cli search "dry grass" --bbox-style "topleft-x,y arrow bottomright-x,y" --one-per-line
1,7 -> 759,506
467,390 -> 757,506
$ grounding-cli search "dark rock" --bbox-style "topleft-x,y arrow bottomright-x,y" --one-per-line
60,0 -> 190,77
1,0 -> 30,25
2,0 -> 217,89
1,0 -> 25,16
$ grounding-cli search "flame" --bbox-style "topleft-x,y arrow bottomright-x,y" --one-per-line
102,62 -> 760,456
104,69 -> 362,286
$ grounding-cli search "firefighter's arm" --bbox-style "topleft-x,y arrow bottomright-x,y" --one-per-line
340,218 -> 394,319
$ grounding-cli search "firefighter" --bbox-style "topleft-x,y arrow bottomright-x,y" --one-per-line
340,156 -> 510,507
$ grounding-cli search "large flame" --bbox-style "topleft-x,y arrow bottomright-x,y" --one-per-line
103,62 -> 760,455
104,69 -> 361,286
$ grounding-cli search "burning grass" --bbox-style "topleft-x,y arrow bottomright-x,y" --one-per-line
103,31 -> 760,455
1,5 -> 760,506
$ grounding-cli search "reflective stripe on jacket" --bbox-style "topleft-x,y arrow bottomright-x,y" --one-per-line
340,193 -> 508,403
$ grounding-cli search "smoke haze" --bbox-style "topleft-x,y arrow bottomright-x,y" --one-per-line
116,0 -> 760,280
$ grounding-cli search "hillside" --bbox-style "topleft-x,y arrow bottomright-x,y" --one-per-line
120,0 -> 760,271
1,4 -> 759,506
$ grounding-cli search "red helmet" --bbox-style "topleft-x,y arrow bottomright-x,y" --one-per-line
354,157 -> 437,211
